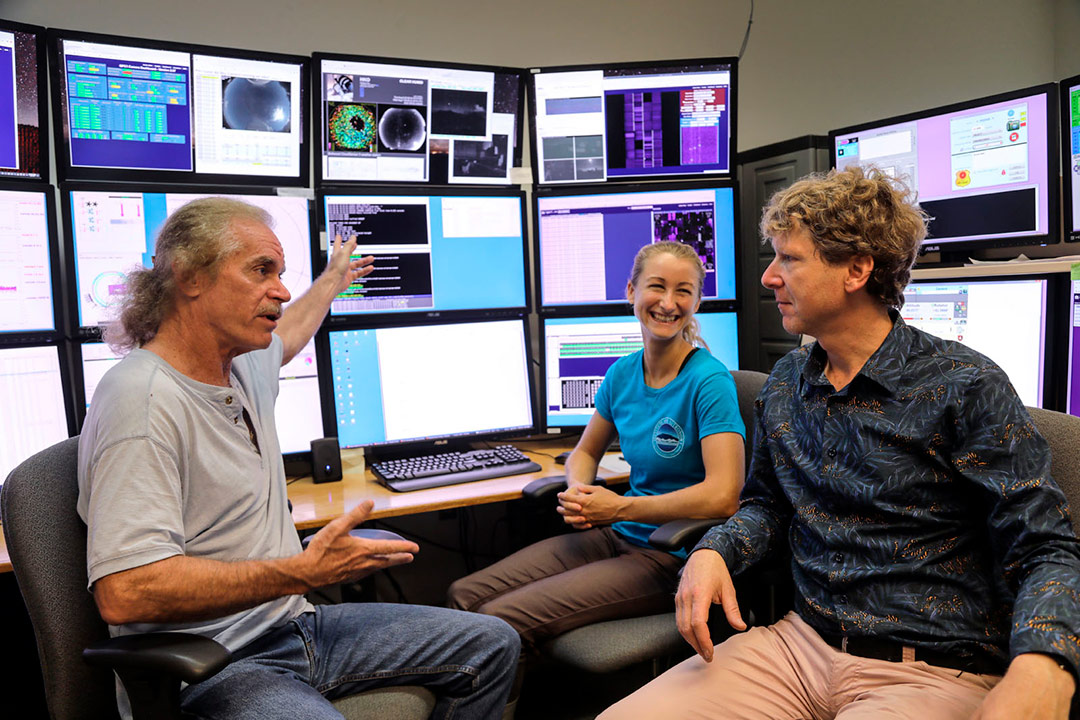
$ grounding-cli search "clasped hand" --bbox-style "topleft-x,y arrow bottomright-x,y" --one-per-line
301,500 -> 418,588
556,484 -> 629,529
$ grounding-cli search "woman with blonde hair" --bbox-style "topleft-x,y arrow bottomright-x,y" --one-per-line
448,240 -> 745,652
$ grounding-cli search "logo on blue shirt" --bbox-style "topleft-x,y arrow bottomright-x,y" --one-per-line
652,416 -> 685,458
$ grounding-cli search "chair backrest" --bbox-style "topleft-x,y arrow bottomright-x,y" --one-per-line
1028,407 -> 1080,535
1,436 -> 121,720
730,370 -> 768,454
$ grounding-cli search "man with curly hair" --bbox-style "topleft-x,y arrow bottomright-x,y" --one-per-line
601,167 -> 1080,719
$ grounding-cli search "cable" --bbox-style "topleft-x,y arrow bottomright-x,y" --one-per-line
738,0 -> 755,60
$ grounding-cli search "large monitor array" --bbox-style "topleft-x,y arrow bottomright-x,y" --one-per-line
831,84 -> 1058,256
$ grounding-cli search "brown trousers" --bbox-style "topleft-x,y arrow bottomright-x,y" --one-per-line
447,526 -> 683,649
599,611 -> 1001,720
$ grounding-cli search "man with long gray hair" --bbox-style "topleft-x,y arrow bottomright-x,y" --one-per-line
77,197 -> 518,719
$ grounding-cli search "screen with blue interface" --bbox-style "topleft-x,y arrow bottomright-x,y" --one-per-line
901,277 -> 1047,407
0,22 -> 45,179
67,189 -> 312,329
323,192 -> 526,316
531,60 -> 734,184
328,319 -> 533,449
542,312 -> 739,428
536,184 -> 736,308
55,35 -> 304,179
79,339 -> 322,454
1065,77 -> 1080,240
0,344 -> 69,484
0,187 -> 56,333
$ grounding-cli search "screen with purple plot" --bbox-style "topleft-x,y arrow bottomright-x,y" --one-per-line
536,184 -> 736,308
834,87 -> 1053,248
532,60 -> 733,184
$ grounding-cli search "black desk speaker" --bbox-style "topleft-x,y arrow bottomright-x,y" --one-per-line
311,437 -> 343,483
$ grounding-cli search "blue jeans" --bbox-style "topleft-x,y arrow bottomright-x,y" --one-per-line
180,603 -> 520,720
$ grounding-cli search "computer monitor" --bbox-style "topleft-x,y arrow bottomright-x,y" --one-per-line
62,185 -> 314,335
0,19 -> 47,181
528,58 -> 736,185
0,184 -> 61,337
831,83 -> 1058,256
534,181 -> 738,313
314,53 -> 525,185
901,276 -> 1049,407
323,318 -> 535,454
1061,75 -> 1080,242
320,188 -> 528,321
74,338 -> 323,455
49,29 -> 308,185
0,343 -> 73,484
541,311 -> 739,429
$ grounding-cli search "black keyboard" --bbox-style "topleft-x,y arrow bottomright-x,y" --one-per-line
371,445 -> 542,493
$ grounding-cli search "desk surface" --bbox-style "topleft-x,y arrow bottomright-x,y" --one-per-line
289,441 -> 627,529
0,440 -> 626,573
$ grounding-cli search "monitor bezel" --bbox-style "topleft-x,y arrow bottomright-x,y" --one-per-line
0,18 -> 49,183
316,314 -> 538,459
526,56 -> 739,187
47,28 -> 310,187
828,82 -> 1060,257
315,183 -> 532,326
311,51 -> 527,188
902,271 -> 1067,411
0,180 -> 63,342
537,307 -> 741,432
531,177 -> 741,317
1060,73 -> 1080,243
59,180 -> 317,339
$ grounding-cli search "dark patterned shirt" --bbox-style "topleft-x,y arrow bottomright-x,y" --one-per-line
696,313 -> 1080,676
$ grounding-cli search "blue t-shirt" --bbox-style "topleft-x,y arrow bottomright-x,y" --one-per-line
594,348 -> 745,555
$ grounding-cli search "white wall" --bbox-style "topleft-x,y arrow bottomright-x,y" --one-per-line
5,0 -> 1072,152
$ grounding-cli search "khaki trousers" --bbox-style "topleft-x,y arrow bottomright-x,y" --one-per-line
600,611 -> 1000,720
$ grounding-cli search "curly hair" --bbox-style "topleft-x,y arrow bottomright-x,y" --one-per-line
628,240 -> 709,350
104,197 -> 273,354
759,166 -> 929,308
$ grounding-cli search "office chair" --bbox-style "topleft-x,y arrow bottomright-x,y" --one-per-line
521,369 -> 768,675
1,436 -> 434,720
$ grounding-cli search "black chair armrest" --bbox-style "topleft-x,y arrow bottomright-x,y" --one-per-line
648,517 -> 728,553
83,632 -> 232,684
522,475 -> 567,501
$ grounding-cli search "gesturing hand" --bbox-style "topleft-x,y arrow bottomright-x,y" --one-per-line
557,484 -> 629,529
302,500 -> 419,588
327,234 -> 375,296
675,549 -> 746,662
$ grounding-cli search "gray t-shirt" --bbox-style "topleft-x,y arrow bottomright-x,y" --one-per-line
77,335 -> 311,651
